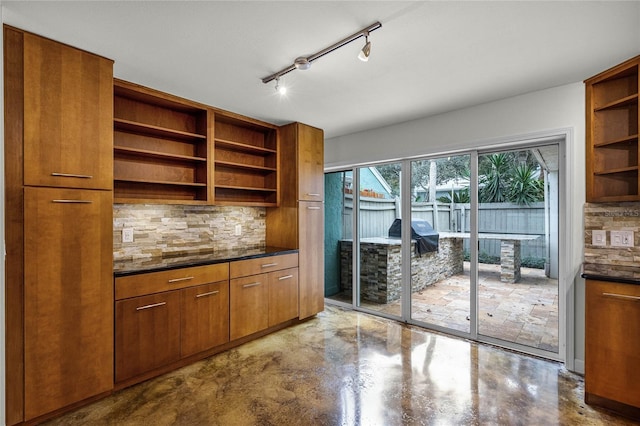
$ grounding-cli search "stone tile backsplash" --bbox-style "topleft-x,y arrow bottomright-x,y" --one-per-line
583,202 -> 640,279
113,204 -> 266,261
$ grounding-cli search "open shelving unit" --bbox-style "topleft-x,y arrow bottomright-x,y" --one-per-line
113,79 -> 212,204
586,56 -> 640,202
213,112 -> 279,206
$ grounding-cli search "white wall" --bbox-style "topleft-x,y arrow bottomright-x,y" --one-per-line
325,82 -> 586,370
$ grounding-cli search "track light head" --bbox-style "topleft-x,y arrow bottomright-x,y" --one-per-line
358,33 -> 371,62
274,77 -> 287,95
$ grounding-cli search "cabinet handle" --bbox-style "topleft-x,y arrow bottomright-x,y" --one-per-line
261,263 -> 278,268
306,193 -> 321,197
196,290 -> 219,298
307,206 -> 321,210
52,199 -> 93,204
51,172 -> 93,179
242,282 -> 261,288
168,276 -> 195,283
278,274 -> 293,281
602,292 -> 640,301
136,301 -> 167,311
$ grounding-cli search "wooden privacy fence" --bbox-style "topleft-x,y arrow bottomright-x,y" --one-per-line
341,195 -> 547,260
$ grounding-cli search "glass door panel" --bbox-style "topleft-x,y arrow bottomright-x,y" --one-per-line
324,170 -> 353,305
356,164 -> 403,317
409,155 -> 471,334
476,147 -> 559,354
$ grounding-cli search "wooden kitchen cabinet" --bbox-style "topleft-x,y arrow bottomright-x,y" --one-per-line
5,26 -> 115,425
268,268 -> 299,326
585,279 -> 640,417
267,122 -> 325,319
181,281 -> 230,358
23,31 -> 113,190
23,187 -> 113,420
229,253 -> 300,340
585,55 -> 640,202
115,291 -> 182,383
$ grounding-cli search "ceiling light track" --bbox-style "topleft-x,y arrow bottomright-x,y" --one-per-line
261,21 -> 382,85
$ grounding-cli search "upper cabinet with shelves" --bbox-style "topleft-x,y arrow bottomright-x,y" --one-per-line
113,79 -> 212,204
586,56 -> 640,202
213,112 -> 279,206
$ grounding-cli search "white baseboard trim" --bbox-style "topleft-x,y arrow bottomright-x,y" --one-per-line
573,359 -> 585,375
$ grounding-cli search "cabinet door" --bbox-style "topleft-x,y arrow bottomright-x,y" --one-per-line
586,280 -> 640,408
23,32 -> 113,190
269,268 -> 299,326
24,187 -> 113,420
297,124 -> 324,202
298,201 -> 325,319
230,274 -> 269,340
115,291 -> 181,383
181,281 -> 230,358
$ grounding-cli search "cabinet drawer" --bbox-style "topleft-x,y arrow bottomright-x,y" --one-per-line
115,263 -> 229,300
230,253 -> 298,279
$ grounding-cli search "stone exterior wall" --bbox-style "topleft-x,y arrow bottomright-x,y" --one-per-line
113,204 -> 266,261
340,237 -> 464,303
583,202 -> 640,280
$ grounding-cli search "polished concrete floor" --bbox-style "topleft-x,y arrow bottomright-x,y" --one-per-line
45,305 -> 634,425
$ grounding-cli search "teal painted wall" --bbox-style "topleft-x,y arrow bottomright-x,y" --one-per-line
324,172 -> 344,296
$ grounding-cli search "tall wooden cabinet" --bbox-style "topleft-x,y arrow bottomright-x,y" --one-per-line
4,26 -> 114,424
267,122 -> 325,319
585,55 -> 640,202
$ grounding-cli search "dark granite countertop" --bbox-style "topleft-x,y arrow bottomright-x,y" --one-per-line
581,273 -> 640,286
114,246 -> 298,277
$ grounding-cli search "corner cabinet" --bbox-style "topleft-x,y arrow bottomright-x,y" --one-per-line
585,55 -> 640,202
4,26 -> 114,425
113,79 -> 212,204
266,122 -> 325,319
585,279 -> 640,418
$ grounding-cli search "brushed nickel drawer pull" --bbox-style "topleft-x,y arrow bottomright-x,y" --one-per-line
306,193 -> 321,197
168,276 -> 195,283
242,282 -> 261,288
136,301 -> 167,311
261,263 -> 278,268
278,274 -> 293,281
52,199 -> 93,204
602,292 -> 640,301
51,172 -> 93,179
196,290 -> 219,298
307,206 -> 321,210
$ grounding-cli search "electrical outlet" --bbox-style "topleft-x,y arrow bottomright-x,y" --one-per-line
610,230 -> 634,248
592,230 -> 606,246
122,228 -> 134,243
235,224 -> 242,236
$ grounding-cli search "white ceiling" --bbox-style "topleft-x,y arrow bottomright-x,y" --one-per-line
3,1 -> 640,139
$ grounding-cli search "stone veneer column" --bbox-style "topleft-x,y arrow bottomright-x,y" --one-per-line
500,239 -> 521,283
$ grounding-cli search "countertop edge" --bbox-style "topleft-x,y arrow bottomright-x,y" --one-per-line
581,273 -> 640,285
114,248 -> 299,277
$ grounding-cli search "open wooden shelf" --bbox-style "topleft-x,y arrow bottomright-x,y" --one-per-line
214,138 -> 277,155
586,56 -> 640,202
215,160 -> 276,173
115,146 -> 207,163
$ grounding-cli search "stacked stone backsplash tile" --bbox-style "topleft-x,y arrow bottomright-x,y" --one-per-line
584,202 -> 640,280
114,204 -> 266,261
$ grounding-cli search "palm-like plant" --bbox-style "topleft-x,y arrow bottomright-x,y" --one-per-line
479,153 -> 510,202
509,163 -> 544,205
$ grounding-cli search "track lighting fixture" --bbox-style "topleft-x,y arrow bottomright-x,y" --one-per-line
274,76 -> 286,95
261,21 -> 382,89
358,32 -> 371,62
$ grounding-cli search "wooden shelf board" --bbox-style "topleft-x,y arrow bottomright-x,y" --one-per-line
214,160 -> 276,173
214,184 -> 277,192
114,198 -> 209,205
114,146 -> 207,162
115,178 -> 207,187
115,118 -> 207,141
213,199 -> 278,207
214,138 -> 276,155
593,166 -> 639,176
594,94 -> 638,111
594,134 -> 639,148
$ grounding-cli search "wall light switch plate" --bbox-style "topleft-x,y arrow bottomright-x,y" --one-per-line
592,230 -> 606,246
122,228 -> 134,243
610,230 -> 634,248
235,224 -> 242,236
